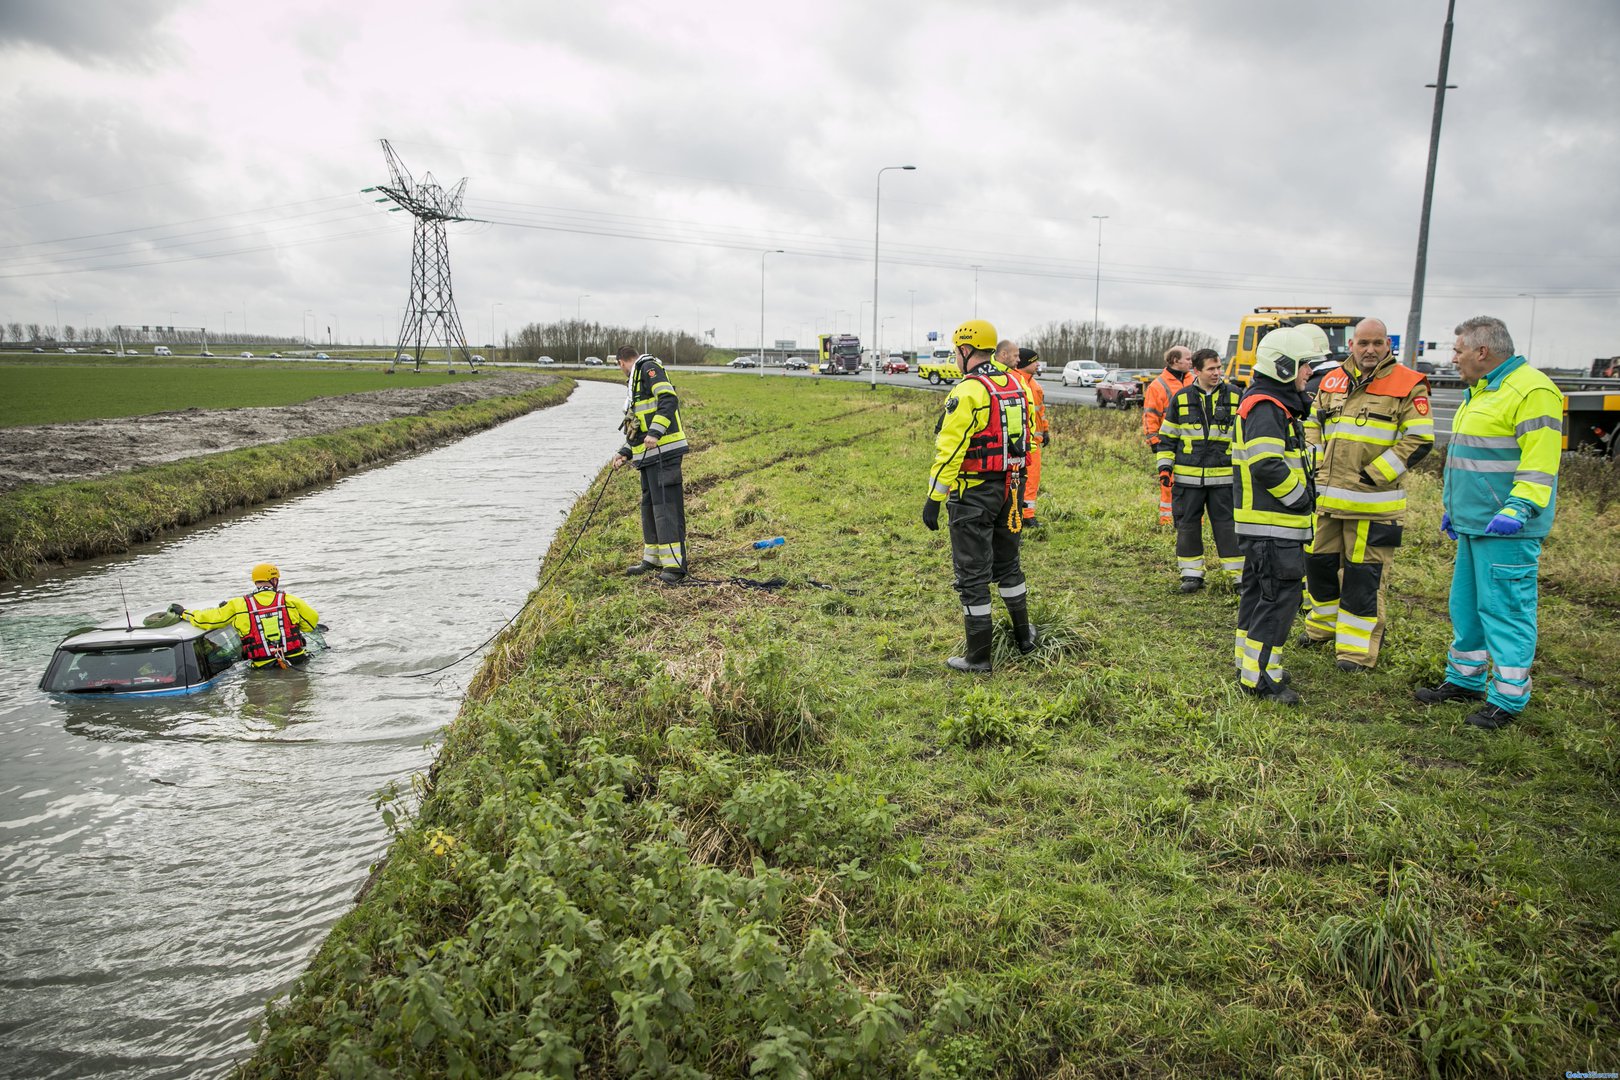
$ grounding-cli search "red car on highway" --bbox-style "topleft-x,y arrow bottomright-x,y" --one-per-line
1095,370 -> 1148,409
882,357 -> 910,374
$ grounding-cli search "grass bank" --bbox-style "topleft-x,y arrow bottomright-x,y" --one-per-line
0,379 -> 574,581
240,376 -> 1618,1077
0,362 -> 475,427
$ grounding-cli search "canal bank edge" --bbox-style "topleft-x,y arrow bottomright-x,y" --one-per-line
235,376 -> 1619,1077
0,378 -> 576,582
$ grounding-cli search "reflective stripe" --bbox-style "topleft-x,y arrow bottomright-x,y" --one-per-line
1220,557 -> 1245,573
930,479 -> 950,498
1372,448 -> 1407,478
1495,665 -> 1532,680
1448,457 -> 1518,474
996,582 -> 1027,599
1399,419 -> 1435,435
964,603 -> 993,616
1515,415 -> 1561,436
1450,433 -> 1518,449
1493,679 -> 1529,700
1447,649 -> 1488,677
1234,522 -> 1313,541
1452,648 -> 1490,661
1318,485 -> 1406,505
1514,470 -> 1557,487
1277,482 -> 1308,507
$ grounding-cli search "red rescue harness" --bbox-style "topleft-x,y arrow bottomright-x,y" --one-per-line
960,370 -> 1029,474
242,590 -> 305,666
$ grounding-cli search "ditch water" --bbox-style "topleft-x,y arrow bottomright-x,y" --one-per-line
0,381 -> 625,1079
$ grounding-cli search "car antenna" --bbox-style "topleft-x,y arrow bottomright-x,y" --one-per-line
119,577 -> 133,632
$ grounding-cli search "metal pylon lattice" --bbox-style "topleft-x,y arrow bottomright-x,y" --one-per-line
375,139 -> 475,374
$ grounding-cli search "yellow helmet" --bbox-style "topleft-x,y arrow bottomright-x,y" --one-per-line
953,319 -> 998,352
251,562 -> 280,584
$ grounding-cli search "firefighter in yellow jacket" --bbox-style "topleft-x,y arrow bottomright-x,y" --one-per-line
923,319 -> 1036,672
173,563 -> 320,668
1299,318 -> 1434,671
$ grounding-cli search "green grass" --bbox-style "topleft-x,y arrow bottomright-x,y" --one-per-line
0,379 -> 575,581
239,376 -> 1620,1078
0,362 -> 471,427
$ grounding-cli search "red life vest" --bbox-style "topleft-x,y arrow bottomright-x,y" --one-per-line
242,590 -> 305,664
961,369 -> 1029,474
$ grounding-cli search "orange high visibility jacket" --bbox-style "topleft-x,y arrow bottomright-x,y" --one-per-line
1143,368 -> 1194,448
1007,367 -> 1048,444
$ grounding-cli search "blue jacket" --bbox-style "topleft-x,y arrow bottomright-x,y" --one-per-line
1443,356 -> 1562,538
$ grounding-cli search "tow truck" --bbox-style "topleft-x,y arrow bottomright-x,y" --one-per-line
818,333 -> 864,375
1224,306 -> 1362,385
917,348 -> 962,385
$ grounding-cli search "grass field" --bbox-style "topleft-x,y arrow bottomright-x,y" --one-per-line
0,363 -> 468,427
240,375 -> 1620,1078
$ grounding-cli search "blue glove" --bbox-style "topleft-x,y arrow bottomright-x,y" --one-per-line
1439,512 -> 1456,540
1485,510 -> 1524,536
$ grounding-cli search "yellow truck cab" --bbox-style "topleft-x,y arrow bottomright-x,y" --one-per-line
1225,306 -> 1361,385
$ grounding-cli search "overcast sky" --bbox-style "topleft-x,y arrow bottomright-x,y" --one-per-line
2,0 -> 1616,367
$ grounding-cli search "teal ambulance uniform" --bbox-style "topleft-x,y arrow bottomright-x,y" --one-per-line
1440,356 -> 1562,714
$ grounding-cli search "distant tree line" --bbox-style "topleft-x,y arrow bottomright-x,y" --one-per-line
500,319 -> 711,365
2,321 -> 305,347
1025,320 -> 1219,370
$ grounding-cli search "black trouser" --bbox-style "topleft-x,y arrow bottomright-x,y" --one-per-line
1236,537 -> 1305,689
947,474 -> 1024,615
1172,482 -> 1239,564
637,452 -> 687,570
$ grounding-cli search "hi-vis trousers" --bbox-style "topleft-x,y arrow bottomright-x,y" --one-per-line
1443,534 -> 1542,714
637,452 -> 687,571
1303,516 -> 1401,669
1235,538 -> 1306,692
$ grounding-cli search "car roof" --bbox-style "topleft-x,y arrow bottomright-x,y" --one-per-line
58,620 -> 212,649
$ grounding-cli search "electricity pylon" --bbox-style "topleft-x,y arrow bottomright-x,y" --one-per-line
370,140 -> 475,373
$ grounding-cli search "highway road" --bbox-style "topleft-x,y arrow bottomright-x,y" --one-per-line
669,364 -> 1466,445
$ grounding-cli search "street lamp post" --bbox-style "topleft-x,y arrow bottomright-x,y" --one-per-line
871,164 -> 917,388
643,315 -> 659,357
577,294 -> 590,365
1402,0 -> 1459,379
1090,215 -> 1108,366
907,289 -> 916,357
1518,292 -> 1537,362
970,265 -> 982,317
760,249 -> 784,379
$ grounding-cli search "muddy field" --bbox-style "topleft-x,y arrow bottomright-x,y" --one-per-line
0,371 -> 559,494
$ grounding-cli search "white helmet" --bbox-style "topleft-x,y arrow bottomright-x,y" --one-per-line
1254,326 -> 1322,383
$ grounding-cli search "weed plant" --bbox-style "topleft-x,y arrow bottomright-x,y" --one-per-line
242,375 -> 1620,1077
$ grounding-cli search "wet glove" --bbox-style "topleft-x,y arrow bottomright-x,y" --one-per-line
168,603 -> 186,616
1485,509 -> 1524,536
922,500 -> 940,531
1439,512 -> 1457,540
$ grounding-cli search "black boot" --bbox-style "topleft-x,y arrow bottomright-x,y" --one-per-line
626,560 -> 659,576
1006,597 -> 1039,654
946,615 -> 994,673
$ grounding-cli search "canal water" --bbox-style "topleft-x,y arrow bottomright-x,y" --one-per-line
0,381 -> 624,1079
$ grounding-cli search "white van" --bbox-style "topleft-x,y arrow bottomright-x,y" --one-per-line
153,346 -> 172,356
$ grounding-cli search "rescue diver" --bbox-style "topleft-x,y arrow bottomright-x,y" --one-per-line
1232,328 -> 1318,704
613,345 -> 690,584
172,563 -> 320,669
923,319 -> 1036,672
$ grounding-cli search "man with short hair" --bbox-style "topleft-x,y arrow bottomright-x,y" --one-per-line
1299,318 -> 1433,672
1416,316 -> 1562,730
923,320 -> 1036,672
1144,344 -> 1195,525
613,346 -> 690,583
1157,348 -> 1243,591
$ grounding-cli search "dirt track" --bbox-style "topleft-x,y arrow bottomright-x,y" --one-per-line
0,371 -> 557,495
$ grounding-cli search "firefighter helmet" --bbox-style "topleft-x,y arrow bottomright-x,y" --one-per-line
251,562 -> 280,584
953,319 -> 998,352
1253,327 -> 1319,383
1295,322 -> 1331,357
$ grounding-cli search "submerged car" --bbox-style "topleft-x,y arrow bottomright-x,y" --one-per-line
40,619 -> 245,698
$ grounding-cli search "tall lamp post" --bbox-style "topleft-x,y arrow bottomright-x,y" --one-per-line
871,164 -> 917,389
576,294 -> 591,365
907,289 -> 916,357
1518,292 -> 1537,362
970,265 -> 982,317
1402,0 -> 1458,374
760,249 -> 784,379
1090,214 -> 1108,366
643,315 -> 659,357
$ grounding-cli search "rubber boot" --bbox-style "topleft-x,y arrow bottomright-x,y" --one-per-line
1006,597 -> 1039,654
946,615 -> 994,673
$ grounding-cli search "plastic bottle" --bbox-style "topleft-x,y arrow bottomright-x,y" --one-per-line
751,536 -> 786,550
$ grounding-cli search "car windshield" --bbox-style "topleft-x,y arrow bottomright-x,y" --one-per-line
42,643 -> 183,693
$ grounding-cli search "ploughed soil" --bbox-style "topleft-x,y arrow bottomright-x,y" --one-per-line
0,372 -> 558,495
